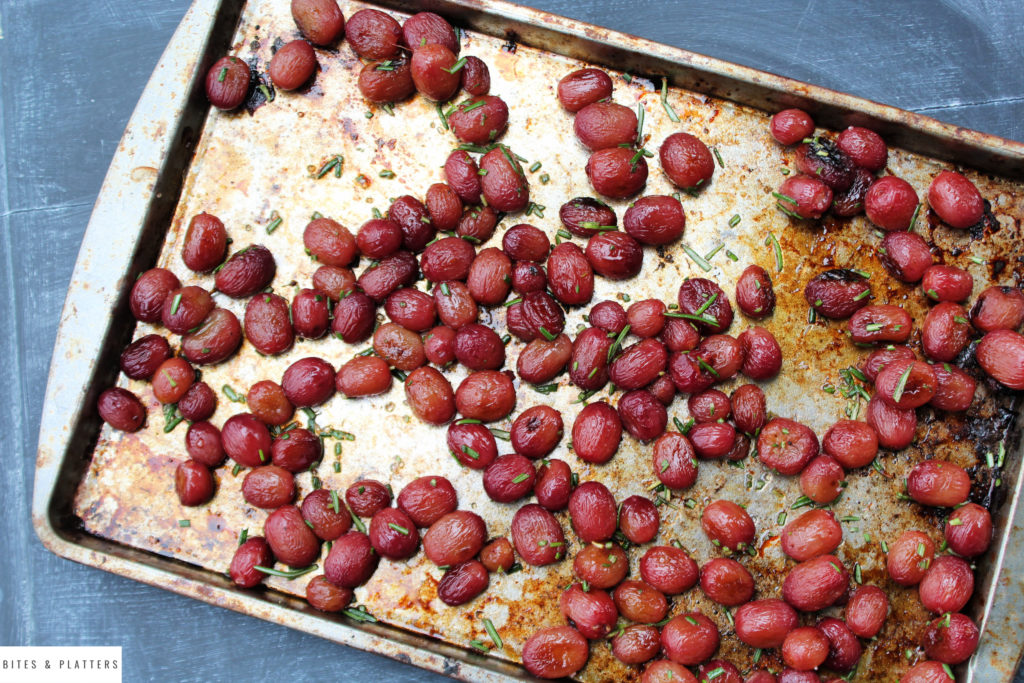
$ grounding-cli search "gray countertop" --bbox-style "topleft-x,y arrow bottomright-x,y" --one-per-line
2,1 -> 1022,681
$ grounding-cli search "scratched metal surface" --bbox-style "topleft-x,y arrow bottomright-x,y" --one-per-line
6,1 -> 1024,683
58,0 -> 1024,680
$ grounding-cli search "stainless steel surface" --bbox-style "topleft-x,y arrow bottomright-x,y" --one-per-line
29,0 -> 1024,680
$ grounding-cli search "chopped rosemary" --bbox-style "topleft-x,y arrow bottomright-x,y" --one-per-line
162,404 -> 183,433
443,57 -> 468,74
660,77 -> 680,122
345,501 -> 367,534
222,384 -> 245,403
908,202 -> 922,231
315,155 -> 344,179
765,232 -> 784,272
254,564 -> 318,579
606,324 -> 631,363
482,618 -> 503,649
694,293 -> 719,316
697,358 -> 720,378
791,495 -> 814,509
664,312 -> 717,326
266,212 -> 282,234
682,244 -> 713,272
342,606 -> 378,623
704,243 -> 725,261
891,364 -> 913,404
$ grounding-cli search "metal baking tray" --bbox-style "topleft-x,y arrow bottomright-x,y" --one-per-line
33,0 -> 1024,680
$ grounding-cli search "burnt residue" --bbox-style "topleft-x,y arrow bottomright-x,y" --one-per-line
969,200 -> 1000,241
501,33 -> 518,53
244,57 -> 275,113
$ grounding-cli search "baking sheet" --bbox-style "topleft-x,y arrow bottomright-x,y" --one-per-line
37,0 -> 1024,680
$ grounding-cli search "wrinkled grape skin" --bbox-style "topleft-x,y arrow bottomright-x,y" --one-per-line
120,334 -> 171,380
358,59 -> 415,103
130,268 -> 180,323
837,126 -> 888,171
623,195 -> 685,246
779,175 -> 832,219
182,213 -> 227,272
587,147 -> 648,198
215,245 -> 276,298
346,8 -> 401,59
558,68 -> 614,112
660,613 -> 720,666
521,626 -> 589,679
771,109 -> 815,145
460,56 -> 490,95
281,357 -> 335,407
845,585 -> 889,638
660,132 -> 715,190
422,511 -> 486,567
735,599 -> 799,649
805,269 -> 871,320
98,387 -> 146,432
929,170 -> 984,229
574,101 -> 638,151
782,510 -> 843,561
438,560 -> 489,606
480,146 -> 530,213
977,329 -> 1024,389
410,44 -> 460,102
404,366 -> 455,425
244,293 -> 294,356
205,56 -> 251,110
402,11 -> 459,55
568,481 -> 618,543
269,39 -> 317,91
163,288 -> 216,341
560,583 -> 618,639
573,401 -> 622,464
560,197 -> 618,237
944,502 -> 992,557
535,459 -> 573,511
290,0 -> 344,46
483,454 -> 536,503
736,265 -> 776,318
512,504 -> 566,566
